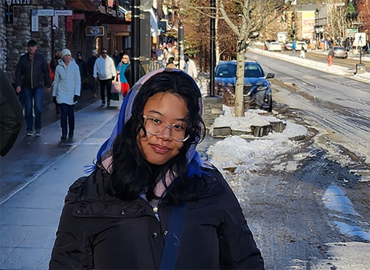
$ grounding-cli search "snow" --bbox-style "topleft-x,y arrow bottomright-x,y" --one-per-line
201,58 -> 370,267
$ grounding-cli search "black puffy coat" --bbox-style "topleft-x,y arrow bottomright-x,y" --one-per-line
49,167 -> 264,270
0,69 -> 23,156
15,52 -> 51,89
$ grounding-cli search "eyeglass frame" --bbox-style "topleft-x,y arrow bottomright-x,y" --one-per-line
142,115 -> 190,142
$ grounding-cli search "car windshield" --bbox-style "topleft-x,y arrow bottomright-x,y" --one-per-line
216,63 -> 263,78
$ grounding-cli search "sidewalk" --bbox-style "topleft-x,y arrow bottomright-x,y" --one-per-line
0,100 -> 121,269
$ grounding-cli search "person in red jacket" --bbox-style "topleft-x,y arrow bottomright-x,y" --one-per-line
50,68 -> 264,270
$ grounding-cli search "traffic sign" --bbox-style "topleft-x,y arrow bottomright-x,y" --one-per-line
353,33 -> 367,47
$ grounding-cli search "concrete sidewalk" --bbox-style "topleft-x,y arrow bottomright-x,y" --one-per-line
0,100 -> 121,269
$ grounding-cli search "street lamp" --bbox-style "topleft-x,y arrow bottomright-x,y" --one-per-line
315,8 -> 319,50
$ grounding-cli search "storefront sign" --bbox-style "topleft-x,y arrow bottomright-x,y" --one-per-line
7,0 -> 32,5
85,26 -> 105,36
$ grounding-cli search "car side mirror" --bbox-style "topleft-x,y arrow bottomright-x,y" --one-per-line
266,73 -> 275,79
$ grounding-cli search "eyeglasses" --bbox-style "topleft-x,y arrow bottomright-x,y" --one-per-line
143,115 -> 189,142
102,52 -> 107,54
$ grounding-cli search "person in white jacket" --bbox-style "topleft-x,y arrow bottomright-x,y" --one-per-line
180,54 -> 198,81
93,48 -> 117,106
52,49 -> 81,140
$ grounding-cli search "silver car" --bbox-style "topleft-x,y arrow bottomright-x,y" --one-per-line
328,46 -> 348,59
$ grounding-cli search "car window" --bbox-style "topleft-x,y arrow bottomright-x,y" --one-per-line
215,65 -> 236,78
245,64 -> 263,77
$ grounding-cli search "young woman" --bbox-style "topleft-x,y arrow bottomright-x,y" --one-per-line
49,68 -> 264,269
116,54 -> 130,98
52,49 -> 80,139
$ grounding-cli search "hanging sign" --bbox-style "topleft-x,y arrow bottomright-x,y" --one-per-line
31,9 -> 54,32
53,10 -> 73,29
85,26 -> 105,36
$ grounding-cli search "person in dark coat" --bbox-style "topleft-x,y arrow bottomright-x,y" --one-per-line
124,62 -> 146,88
0,69 -> 23,156
49,68 -> 264,270
14,39 -> 51,136
75,51 -> 88,91
86,50 -> 98,98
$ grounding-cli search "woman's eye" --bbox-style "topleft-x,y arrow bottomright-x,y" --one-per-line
151,118 -> 162,124
173,124 -> 185,131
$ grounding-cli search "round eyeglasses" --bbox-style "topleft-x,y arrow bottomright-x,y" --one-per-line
143,115 -> 190,142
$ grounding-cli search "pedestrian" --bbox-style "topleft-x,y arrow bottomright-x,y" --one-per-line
93,48 -> 116,107
49,68 -> 264,269
75,51 -> 88,91
14,39 -> 51,136
289,41 -> 297,57
87,50 -> 98,98
124,61 -> 146,88
299,49 -> 305,59
116,54 -> 130,98
50,49 -> 62,114
0,68 -> 23,156
112,49 -> 121,66
181,53 -> 198,80
52,49 -> 81,140
166,56 -> 177,69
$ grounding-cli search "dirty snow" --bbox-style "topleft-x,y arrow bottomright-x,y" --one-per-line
204,104 -> 370,269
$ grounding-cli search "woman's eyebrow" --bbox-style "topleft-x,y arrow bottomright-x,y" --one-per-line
146,110 -> 187,122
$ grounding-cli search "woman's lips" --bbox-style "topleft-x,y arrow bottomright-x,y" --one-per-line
150,144 -> 170,154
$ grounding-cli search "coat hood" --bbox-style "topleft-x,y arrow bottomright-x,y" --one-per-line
92,68 -> 207,179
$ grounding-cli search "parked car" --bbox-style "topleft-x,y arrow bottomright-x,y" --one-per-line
296,41 -> 308,51
328,46 -> 348,59
215,61 -> 275,112
267,41 -> 282,52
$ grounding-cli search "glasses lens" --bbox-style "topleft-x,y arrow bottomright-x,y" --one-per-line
144,116 -> 187,142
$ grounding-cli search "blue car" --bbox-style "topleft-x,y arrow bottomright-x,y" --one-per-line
215,61 -> 274,112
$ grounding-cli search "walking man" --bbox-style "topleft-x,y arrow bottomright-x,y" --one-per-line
181,53 -> 198,80
15,39 -> 51,136
93,48 -> 116,106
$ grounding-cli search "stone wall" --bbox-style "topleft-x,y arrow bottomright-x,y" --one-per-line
0,3 -> 6,70
2,0 -> 66,82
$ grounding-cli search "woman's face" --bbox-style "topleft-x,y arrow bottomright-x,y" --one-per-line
63,55 -> 71,64
138,92 -> 188,165
121,55 -> 129,64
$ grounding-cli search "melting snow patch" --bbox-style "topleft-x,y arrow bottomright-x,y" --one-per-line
322,184 -> 360,216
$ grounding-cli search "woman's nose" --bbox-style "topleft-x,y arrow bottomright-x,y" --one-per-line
157,126 -> 173,141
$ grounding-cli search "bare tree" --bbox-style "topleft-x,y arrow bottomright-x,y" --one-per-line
218,0 -> 290,116
326,0 -> 347,45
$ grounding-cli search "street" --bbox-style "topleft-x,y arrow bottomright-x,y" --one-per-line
1,51 -> 370,269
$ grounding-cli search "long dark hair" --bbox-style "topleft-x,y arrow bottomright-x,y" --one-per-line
109,71 -> 206,202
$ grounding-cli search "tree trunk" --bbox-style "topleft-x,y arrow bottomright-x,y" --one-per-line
235,49 -> 245,117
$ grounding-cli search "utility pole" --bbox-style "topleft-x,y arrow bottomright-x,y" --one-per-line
131,0 -> 140,85
178,21 -> 184,68
209,0 -> 216,97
